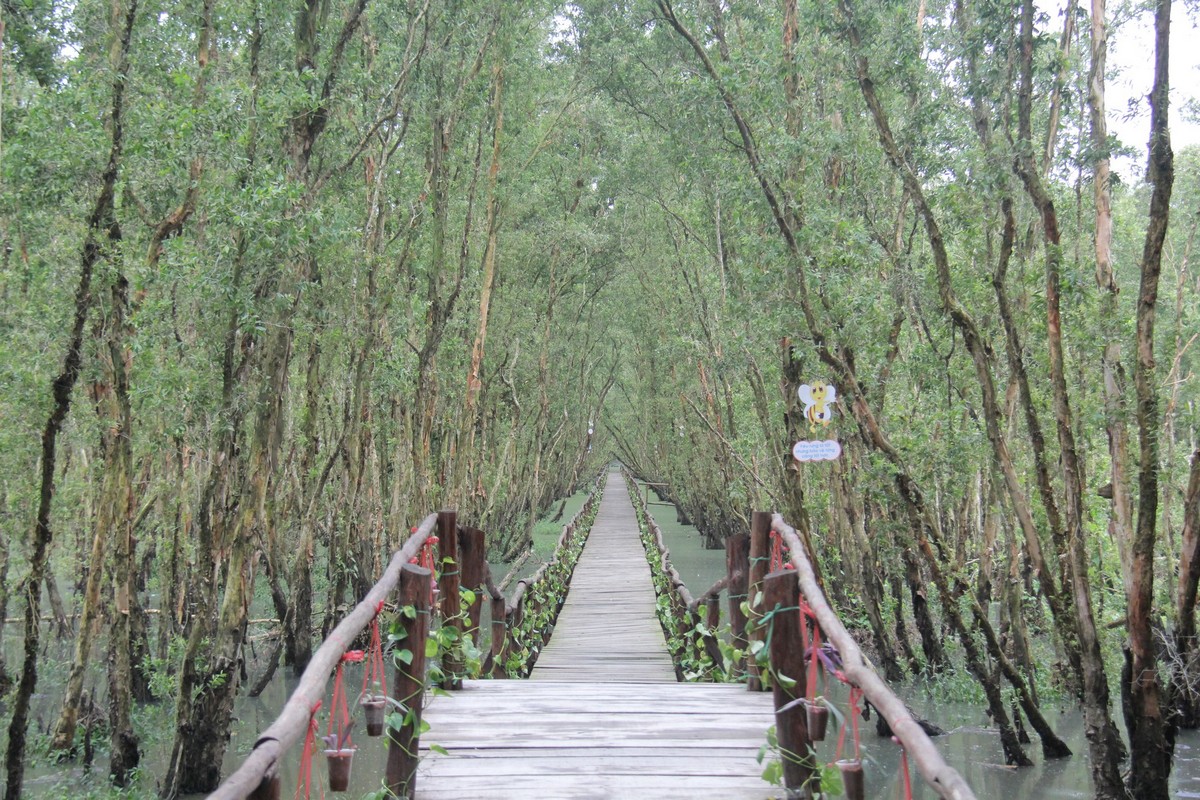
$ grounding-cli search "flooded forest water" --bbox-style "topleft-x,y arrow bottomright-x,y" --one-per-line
7,480 -> 1200,799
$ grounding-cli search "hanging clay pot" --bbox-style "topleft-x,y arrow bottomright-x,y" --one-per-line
324,748 -> 356,792
360,695 -> 388,737
837,758 -> 865,800
806,700 -> 829,741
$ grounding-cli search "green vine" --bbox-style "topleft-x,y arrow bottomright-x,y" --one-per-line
502,477 -> 604,677
625,475 -> 724,682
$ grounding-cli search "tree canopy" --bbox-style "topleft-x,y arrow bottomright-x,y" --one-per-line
0,0 -> 1197,797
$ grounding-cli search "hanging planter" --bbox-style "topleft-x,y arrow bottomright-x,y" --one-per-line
324,649 -> 361,792
837,758 -> 864,800
359,601 -> 391,737
323,747 -> 356,792
360,694 -> 388,737
806,699 -> 829,741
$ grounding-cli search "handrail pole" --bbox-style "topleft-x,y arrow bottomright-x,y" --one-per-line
765,569 -> 816,798
746,510 -> 771,691
705,594 -> 721,630
437,510 -> 462,689
246,767 -> 279,800
490,594 -> 507,677
459,525 -> 486,644
386,562 -> 432,799
725,533 -> 750,676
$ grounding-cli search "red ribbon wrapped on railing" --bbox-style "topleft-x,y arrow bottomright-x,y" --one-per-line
800,598 -> 822,700
768,529 -> 796,573
407,526 -> 439,604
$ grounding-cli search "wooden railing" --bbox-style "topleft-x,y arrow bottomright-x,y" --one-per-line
624,471 -> 976,800
209,512 -> 440,800
208,475 -> 605,800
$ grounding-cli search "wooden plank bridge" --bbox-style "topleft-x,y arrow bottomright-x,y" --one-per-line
413,472 -> 776,798
212,469 -> 976,800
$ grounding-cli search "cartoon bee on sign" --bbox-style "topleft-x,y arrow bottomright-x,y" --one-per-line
798,381 -> 837,429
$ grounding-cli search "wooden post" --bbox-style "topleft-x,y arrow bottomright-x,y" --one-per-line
490,595 -> 507,678
458,525 -> 486,644
705,594 -> 721,630
747,511 -> 772,691
386,562 -> 431,800
437,510 -> 462,689
764,569 -> 816,798
247,769 -> 280,800
726,533 -> 750,674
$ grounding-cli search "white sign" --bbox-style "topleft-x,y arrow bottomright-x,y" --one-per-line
793,439 -> 842,462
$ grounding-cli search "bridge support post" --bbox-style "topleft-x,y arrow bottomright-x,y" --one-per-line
490,594 -> 508,677
747,511 -> 772,691
764,569 -> 816,799
705,594 -> 721,630
437,510 -> 462,689
458,525 -> 486,645
726,533 -> 750,676
386,562 -> 432,800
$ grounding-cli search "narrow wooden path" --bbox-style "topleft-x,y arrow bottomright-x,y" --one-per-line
416,471 -> 777,799
530,470 -> 676,682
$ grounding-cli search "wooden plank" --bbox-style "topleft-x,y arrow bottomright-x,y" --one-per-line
530,471 -> 676,682
415,473 -> 777,799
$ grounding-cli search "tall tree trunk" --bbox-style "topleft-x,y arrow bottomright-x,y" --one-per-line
1014,1 -> 1129,794
103,272 -> 140,785
453,53 -> 505,508
0,486 -> 10,694
3,0 -> 137,795
1125,1 -> 1175,794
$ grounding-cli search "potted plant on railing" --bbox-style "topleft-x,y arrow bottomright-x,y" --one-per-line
322,719 -> 356,792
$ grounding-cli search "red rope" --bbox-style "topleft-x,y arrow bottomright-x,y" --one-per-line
422,536 -> 439,604
328,651 -> 364,750
893,736 -> 914,800
294,701 -> 322,800
407,529 -> 439,604
361,601 -> 388,699
836,686 -> 863,762
801,599 -> 820,700
768,529 -> 797,572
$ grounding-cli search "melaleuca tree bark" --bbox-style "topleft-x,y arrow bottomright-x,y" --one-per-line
1124,0 -> 1175,794
2,0 -> 138,796
102,270 -> 140,786
1012,0 -> 1130,794
0,489 -> 9,694
163,0 -> 376,792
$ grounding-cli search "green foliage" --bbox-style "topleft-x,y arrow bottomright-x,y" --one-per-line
628,478 -> 725,682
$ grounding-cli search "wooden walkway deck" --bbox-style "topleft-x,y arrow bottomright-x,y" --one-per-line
416,471 -> 777,799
